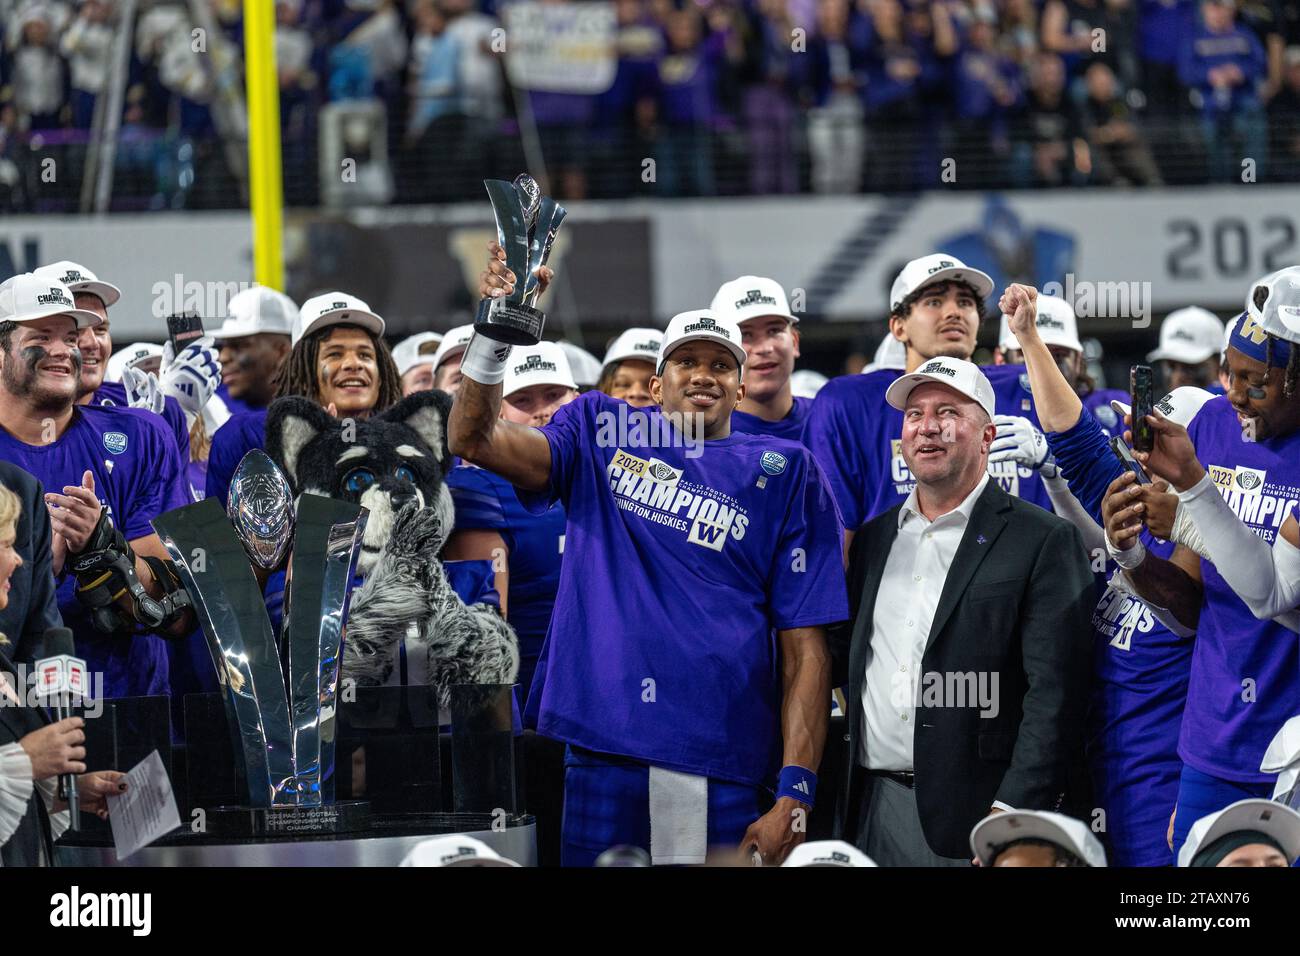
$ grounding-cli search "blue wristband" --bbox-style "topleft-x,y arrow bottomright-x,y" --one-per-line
777,765 -> 817,806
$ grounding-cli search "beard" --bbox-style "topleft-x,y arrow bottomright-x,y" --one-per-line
2,346 -> 80,414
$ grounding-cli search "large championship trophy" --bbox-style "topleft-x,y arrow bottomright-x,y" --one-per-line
474,173 -> 567,345
152,450 -> 370,834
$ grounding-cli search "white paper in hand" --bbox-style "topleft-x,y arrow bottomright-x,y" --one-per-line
106,750 -> 182,861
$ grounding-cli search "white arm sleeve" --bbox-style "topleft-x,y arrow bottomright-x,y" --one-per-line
1170,501 -> 1212,560
0,742 -> 35,851
1042,471 -> 1105,555
1179,473 -> 1300,619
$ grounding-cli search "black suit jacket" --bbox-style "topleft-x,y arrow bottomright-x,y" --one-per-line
829,480 -> 1094,859
0,461 -> 62,659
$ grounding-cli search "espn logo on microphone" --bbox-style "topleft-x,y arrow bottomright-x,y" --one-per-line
37,656 -> 88,698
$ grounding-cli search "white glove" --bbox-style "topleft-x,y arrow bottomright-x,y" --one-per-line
121,366 -> 165,415
989,414 -> 1054,474
160,339 -> 221,421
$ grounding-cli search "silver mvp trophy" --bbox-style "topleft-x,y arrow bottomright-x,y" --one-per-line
474,173 -> 567,344
152,449 -> 370,835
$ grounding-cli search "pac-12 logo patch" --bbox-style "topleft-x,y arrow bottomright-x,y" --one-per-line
760,451 -> 787,475
103,431 -> 128,455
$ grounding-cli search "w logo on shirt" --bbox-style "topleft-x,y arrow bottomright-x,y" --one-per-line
688,519 -> 728,551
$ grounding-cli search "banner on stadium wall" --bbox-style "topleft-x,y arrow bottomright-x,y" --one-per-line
0,212 -> 254,340
648,186 -> 1300,325
284,211 -> 653,337
502,1 -> 617,94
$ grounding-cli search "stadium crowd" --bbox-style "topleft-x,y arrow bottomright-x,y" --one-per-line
5,0 -> 1300,209
1,244 -> 1300,868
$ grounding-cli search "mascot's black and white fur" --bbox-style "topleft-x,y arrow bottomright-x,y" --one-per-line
264,391 -> 518,706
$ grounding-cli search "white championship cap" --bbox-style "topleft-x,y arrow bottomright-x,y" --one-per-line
557,341 -> 602,388
656,310 -> 746,376
710,275 -> 798,325
602,327 -> 664,372
868,334 -> 907,372
790,368 -> 828,399
399,834 -> 522,868
781,840 -> 877,868
391,331 -> 445,376
216,287 -> 297,339
503,341 -> 578,397
1178,799 -> 1300,867
1247,266 -> 1300,344
0,273 -> 103,328
998,293 -> 1083,353
1109,385 -> 1216,430
431,323 -> 476,373
105,342 -> 163,382
889,253 -> 994,314
1147,307 -> 1225,364
885,356 -> 996,420
970,810 -> 1107,867
293,291 -> 385,345
1263,716 -> 1300,803
33,260 -> 121,309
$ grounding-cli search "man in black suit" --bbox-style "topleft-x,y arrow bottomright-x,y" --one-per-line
0,461 -> 62,658
830,356 -> 1093,865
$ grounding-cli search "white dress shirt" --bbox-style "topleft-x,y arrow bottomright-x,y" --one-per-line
860,474 -> 989,771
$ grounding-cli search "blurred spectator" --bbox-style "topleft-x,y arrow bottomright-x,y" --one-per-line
442,0 -> 503,123
10,6 -> 67,129
656,6 -> 725,197
405,0 -> 457,141
590,0 -> 663,196
1041,0 -> 1137,87
1139,0 -> 1199,113
1178,0 -> 1267,181
738,0 -> 800,194
949,5 -> 1022,187
1269,45 -> 1300,178
861,0 -> 938,190
329,0 -> 407,101
805,0 -> 867,193
999,0 -> 1041,64
60,0 -> 114,129
1013,51 -> 1086,186
1080,60 -> 1163,184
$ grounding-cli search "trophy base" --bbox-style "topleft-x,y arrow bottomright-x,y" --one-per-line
204,800 -> 372,838
475,297 -> 545,346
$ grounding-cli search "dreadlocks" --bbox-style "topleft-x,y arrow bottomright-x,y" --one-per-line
1261,335 -> 1300,399
274,322 -> 403,413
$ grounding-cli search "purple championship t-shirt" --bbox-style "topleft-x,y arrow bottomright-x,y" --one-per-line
0,404 -> 191,698
1182,397 -> 1300,784
93,380 -> 191,463
802,364 -> 1053,530
519,391 -> 848,787
730,395 -> 813,443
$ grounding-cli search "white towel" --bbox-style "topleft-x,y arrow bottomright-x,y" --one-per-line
648,766 -> 708,865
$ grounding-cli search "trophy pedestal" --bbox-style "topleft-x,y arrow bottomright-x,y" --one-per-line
475,297 -> 545,346
204,800 -> 373,838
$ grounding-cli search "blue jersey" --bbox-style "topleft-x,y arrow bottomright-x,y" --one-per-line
215,382 -> 255,418
519,391 -> 847,786
92,380 -> 190,464
802,364 -> 1053,530
0,405 -> 190,698
446,463 -> 565,695
1181,398 -> 1300,784
1081,388 -> 1128,438
1048,411 -> 1190,865
730,396 -> 813,443
206,410 -> 267,508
